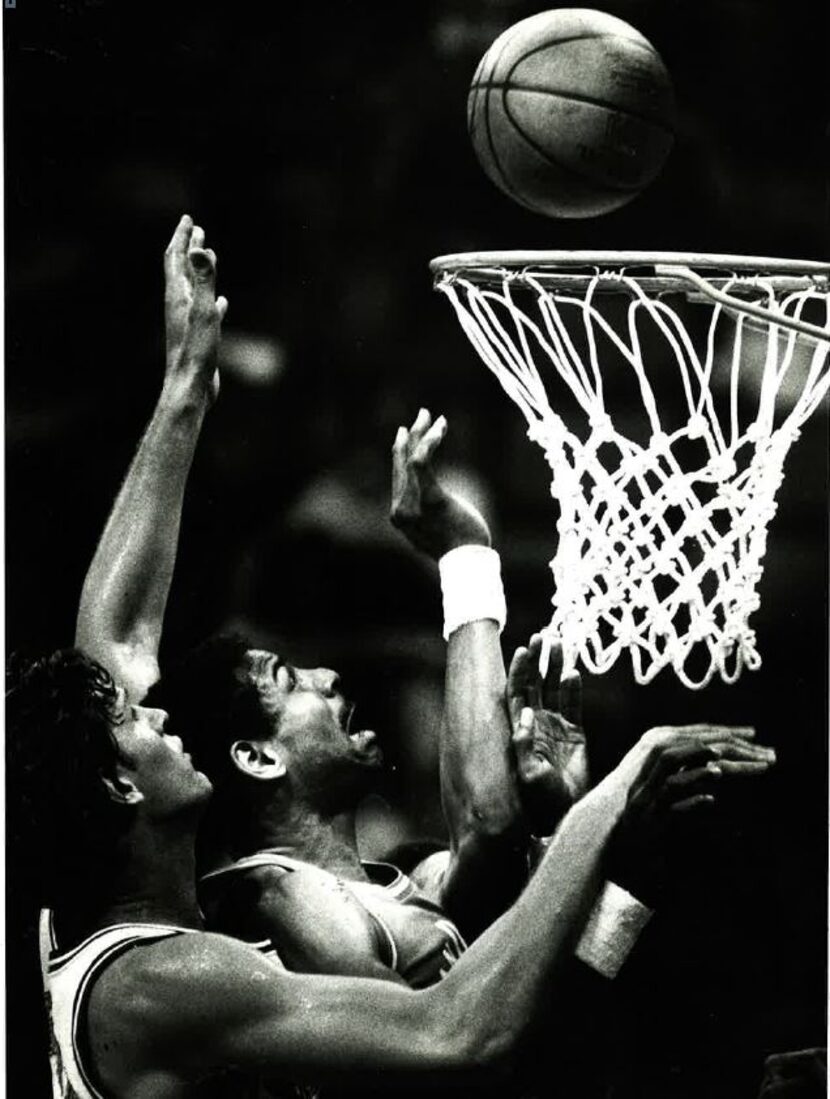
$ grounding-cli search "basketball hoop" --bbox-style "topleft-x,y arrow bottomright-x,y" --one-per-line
430,251 -> 830,688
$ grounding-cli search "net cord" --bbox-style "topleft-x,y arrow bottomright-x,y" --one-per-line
435,263 -> 830,688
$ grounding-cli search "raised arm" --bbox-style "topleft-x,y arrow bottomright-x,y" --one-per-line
390,409 -> 526,937
74,216 -> 227,700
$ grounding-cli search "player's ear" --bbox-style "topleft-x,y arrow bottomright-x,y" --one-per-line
230,739 -> 287,781
99,768 -> 144,806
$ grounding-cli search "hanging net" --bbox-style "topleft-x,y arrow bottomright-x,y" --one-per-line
431,252 -> 830,688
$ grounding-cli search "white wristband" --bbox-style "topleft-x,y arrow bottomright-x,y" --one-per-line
439,546 -> 506,640
575,881 -> 653,979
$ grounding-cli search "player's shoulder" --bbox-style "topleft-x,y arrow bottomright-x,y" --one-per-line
90,929 -> 274,1025
246,859 -> 346,905
208,859 -> 358,940
85,930 -> 285,1089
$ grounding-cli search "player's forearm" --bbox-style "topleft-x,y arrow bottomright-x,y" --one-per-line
433,774 -> 626,1061
437,557 -> 527,933
75,387 -> 209,696
441,620 -> 523,839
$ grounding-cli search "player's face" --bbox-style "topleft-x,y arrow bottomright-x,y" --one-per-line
111,690 -> 212,817
244,649 -> 382,806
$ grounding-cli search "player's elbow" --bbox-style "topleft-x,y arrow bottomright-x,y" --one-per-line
73,625 -> 160,703
459,1025 -> 516,1074
454,794 -> 527,859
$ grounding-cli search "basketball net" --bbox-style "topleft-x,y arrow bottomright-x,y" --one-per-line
431,253 -> 830,688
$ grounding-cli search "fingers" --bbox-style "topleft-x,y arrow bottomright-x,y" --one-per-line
188,246 -> 216,288
660,757 -> 773,815
164,214 -> 193,280
391,408 -> 447,516
636,738 -> 723,798
510,641 -> 543,716
410,407 -> 431,441
391,425 -> 409,505
401,407 -> 433,466
216,296 -> 229,322
715,758 -> 774,774
410,413 -> 447,468
511,707 -> 537,772
538,635 -> 562,710
391,410 -> 447,470
558,670 -> 582,729
670,793 -> 717,813
645,742 -> 775,811
647,723 -> 756,742
188,236 -> 218,328
508,632 -> 584,731
706,740 -> 775,764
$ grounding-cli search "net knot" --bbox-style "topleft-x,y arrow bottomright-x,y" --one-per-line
662,474 -> 689,506
687,414 -> 708,439
688,609 -> 717,643
528,414 -> 566,450
649,430 -> 671,455
708,454 -> 737,482
588,412 -> 614,441
650,606 -> 673,635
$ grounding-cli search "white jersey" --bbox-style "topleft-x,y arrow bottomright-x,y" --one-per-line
39,908 -> 283,1098
39,909 -> 194,1098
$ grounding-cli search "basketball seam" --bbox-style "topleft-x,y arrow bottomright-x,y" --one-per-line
480,24 -> 534,207
470,83 -> 674,135
500,86 -> 647,195
505,32 -> 660,76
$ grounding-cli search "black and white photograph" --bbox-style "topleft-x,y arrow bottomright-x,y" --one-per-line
5,2 -> 828,1096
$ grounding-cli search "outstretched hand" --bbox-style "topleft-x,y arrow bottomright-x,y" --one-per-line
608,724 -> 776,905
164,215 -> 228,405
390,408 -> 490,560
507,634 -> 589,836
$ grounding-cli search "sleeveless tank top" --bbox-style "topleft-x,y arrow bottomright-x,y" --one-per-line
39,909 -> 284,1098
200,853 -> 466,988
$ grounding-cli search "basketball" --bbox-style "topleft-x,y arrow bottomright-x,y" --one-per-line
467,8 -> 675,218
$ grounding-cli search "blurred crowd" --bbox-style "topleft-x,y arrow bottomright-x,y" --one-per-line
6,1 -> 828,1095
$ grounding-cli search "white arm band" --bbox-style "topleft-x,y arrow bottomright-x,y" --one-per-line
575,881 -> 653,979
438,545 -> 507,640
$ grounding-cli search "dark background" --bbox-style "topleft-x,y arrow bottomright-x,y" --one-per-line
5,1 -> 828,1096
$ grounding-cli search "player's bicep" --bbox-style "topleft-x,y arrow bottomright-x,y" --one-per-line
139,936 -> 454,1081
254,872 -> 405,983
218,969 -> 452,1080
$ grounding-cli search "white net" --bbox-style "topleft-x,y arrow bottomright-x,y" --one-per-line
434,258 -> 830,688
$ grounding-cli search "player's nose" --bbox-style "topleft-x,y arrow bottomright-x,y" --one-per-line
147,706 -> 169,731
316,668 -> 341,697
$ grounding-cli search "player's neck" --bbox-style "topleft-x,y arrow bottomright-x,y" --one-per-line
91,818 -> 204,933
235,798 -> 367,881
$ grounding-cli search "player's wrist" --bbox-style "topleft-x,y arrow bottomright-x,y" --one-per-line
575,880 -> 653,979
439,545 -> 506,640
442,529 -> 491,554
160,370 -> 215,415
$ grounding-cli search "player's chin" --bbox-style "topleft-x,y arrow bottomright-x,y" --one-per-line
192,769 -> 214,799
348,729 -> 383,767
